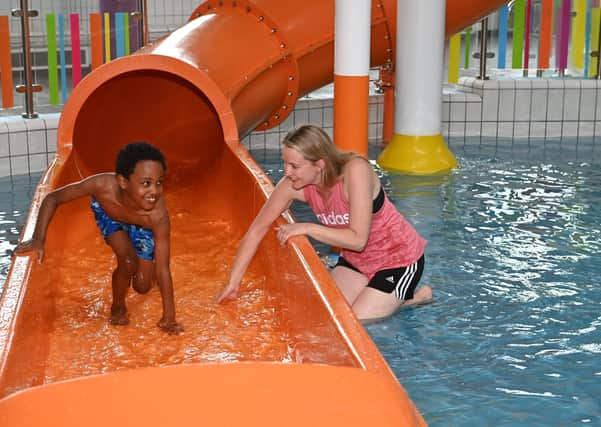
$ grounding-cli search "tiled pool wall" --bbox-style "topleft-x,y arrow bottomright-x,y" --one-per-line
2,77 -> 601,178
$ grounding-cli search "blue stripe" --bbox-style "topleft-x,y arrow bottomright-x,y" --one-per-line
116,13 -> 125,58
58,14 -> 67,103
498,5 -> 509,69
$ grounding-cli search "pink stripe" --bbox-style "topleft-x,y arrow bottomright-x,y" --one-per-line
70,14 -> 82,87
557,0 -> 571,69
523,0 -> 532,69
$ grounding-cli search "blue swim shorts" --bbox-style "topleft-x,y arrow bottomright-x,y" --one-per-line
90,197 -> 155,260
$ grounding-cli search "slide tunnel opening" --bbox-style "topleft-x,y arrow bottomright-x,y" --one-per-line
70,69 -> 225,182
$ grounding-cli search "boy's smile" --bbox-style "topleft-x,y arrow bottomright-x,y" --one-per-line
121,160 -> 165,211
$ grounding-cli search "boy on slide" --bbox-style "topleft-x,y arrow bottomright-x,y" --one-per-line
14,142 -> 183,335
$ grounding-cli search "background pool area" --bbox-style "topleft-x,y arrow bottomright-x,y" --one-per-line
0,173 -> 40,285
1,140 -> 600,425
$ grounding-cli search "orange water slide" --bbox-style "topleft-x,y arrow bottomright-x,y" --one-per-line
0,1 -> 507,425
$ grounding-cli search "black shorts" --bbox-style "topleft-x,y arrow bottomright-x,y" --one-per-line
335,254 -> 425,301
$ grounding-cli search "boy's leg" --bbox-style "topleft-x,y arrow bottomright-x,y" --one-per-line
132,259 -> 154,294
106,230 -> 139,325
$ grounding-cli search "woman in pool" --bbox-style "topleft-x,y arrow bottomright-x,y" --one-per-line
216,124 -> 432,320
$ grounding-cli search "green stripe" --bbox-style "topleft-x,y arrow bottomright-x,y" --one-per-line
464,28 -> 471,69
46,14 -> 59,105
512,0 -> 525,68
124,13 -> 130,55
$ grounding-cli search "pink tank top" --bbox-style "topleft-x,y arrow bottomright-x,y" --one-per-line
303,181 -> 427,280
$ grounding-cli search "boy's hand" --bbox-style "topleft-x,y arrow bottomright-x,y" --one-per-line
157,317 -> 184,335
13,238 -> 45,263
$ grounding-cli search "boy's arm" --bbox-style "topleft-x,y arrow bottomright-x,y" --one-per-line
152,212 -> 183,334
14,175 -> 104,262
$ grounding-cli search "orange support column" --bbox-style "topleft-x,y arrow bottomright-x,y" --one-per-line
333,0 -> 372,158
0,16 -> 14,108
333,75 -> 369,156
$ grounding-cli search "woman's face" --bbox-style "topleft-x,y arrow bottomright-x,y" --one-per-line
282,146 -> 322,189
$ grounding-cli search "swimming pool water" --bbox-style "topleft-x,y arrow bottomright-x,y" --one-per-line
0,173 -> 40,284
1,140 -> 600,425
252,139 -> 601,426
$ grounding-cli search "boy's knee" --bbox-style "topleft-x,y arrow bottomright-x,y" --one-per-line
117,254 -> 139,277
133,276 -> 151,294
132,265 -> 153,294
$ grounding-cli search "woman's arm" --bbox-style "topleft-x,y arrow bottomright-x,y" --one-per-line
276,158 -> 376,251
216,177 -> 299,303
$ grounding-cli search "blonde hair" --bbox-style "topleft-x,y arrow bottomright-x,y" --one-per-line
282,125 -> 356,188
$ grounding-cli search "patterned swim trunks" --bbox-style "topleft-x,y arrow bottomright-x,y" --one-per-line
90,197 -> 155,260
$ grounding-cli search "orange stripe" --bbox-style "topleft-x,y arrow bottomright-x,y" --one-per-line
538,0 -> 553,69
333,75 -> 369,158
0,16 -> 14,108
89,13 -> 103,70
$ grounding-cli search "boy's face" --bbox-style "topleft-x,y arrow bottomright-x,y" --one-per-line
120,160 -> 165,211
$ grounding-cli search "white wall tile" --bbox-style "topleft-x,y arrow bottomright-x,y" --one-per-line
323,106 -> 333,127
498,79 -> 515,89
514,122 -> 530,138
562,89 -> 581,121
368,123 -> 379,141
545,122 -> 562,138
449,102 -> 466,122
9,132 -> 28,156
578,89 -> 596,121
265,132 -> 280,148
0,158 -> 9,177
481,122 -> 498,137
280,114 -> 294,132
308,108 -> 324,126
0,131 -> 9,158
561,122 -> 578,138
368,103 -> 379,123
514,89 -> 531,121
547,79 -> 565,89
514,79 -> 532,90
29,154 -> 49,173
498,89 -> 515,122
530,89 -> 548,121
293,108 -> 309,125
465,121 -> 481,136
546,89 -> 564,121
449,122 -> 465,137
28,130 -> 47,154
578,121 -> 595,137
529,122 -> 546,138
498,122 -> 513,138
481,90 -> 499,121
466,101 -> 482,122
46,129 -> 58,152
10,155 -> 29,176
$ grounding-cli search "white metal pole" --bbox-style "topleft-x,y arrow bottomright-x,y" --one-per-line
377,0 -> 457,174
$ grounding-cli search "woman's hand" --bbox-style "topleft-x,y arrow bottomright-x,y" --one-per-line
275,223 -> 308,246
215,281 -> 240,303
13,238 -> 45,263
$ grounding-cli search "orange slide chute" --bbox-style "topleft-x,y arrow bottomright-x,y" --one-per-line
0,1 -> 507,425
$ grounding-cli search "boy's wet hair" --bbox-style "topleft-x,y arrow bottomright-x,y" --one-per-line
115,142 -> 167,178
